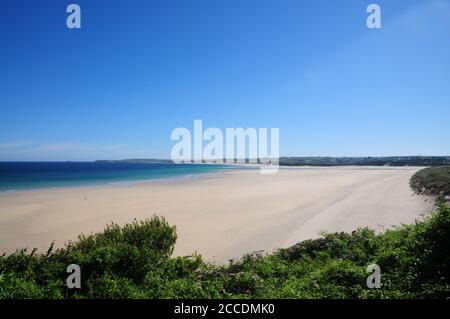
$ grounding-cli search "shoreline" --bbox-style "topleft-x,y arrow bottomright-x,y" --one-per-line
0,166 -> 249,195
0,166 -> 435,263
0,165 -> 427,195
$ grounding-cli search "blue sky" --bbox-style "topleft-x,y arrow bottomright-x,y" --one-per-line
0,0 -> 449,160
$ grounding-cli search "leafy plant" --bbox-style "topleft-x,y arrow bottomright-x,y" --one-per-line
1,206 -> 449,299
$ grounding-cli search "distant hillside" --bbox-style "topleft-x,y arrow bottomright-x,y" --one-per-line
279,156 -> 450,167
95,156 -> 450,167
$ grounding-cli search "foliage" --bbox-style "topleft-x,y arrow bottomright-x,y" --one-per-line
410,166 -> 450,199
1,206 -> 449,299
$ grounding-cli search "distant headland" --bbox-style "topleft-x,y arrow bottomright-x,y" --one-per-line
95,156 -> 450,167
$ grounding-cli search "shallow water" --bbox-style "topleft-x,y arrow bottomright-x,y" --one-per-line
0,162 -> 245,191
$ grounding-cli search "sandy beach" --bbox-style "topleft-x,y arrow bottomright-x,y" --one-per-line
0,167 -> 435,263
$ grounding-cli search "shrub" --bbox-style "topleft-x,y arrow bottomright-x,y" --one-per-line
0,206 -> 449,299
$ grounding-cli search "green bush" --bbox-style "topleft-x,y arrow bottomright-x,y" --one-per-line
1,206 -> 449,299
410,166 -> 450,199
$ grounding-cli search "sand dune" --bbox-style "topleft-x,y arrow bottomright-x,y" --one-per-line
0,167 -> 435,263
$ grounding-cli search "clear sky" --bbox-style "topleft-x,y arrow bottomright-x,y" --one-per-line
1,0 -> 449,160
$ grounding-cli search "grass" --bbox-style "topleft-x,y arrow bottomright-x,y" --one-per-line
1,204 -> 449,299
410,166 -> 450,200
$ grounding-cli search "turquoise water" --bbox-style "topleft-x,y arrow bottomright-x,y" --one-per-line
0,162 -> 246,191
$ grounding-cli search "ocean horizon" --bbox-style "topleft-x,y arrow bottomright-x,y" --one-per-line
0,162 -> 245,192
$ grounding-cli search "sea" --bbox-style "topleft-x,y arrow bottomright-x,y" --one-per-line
0,162 -> 247,192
